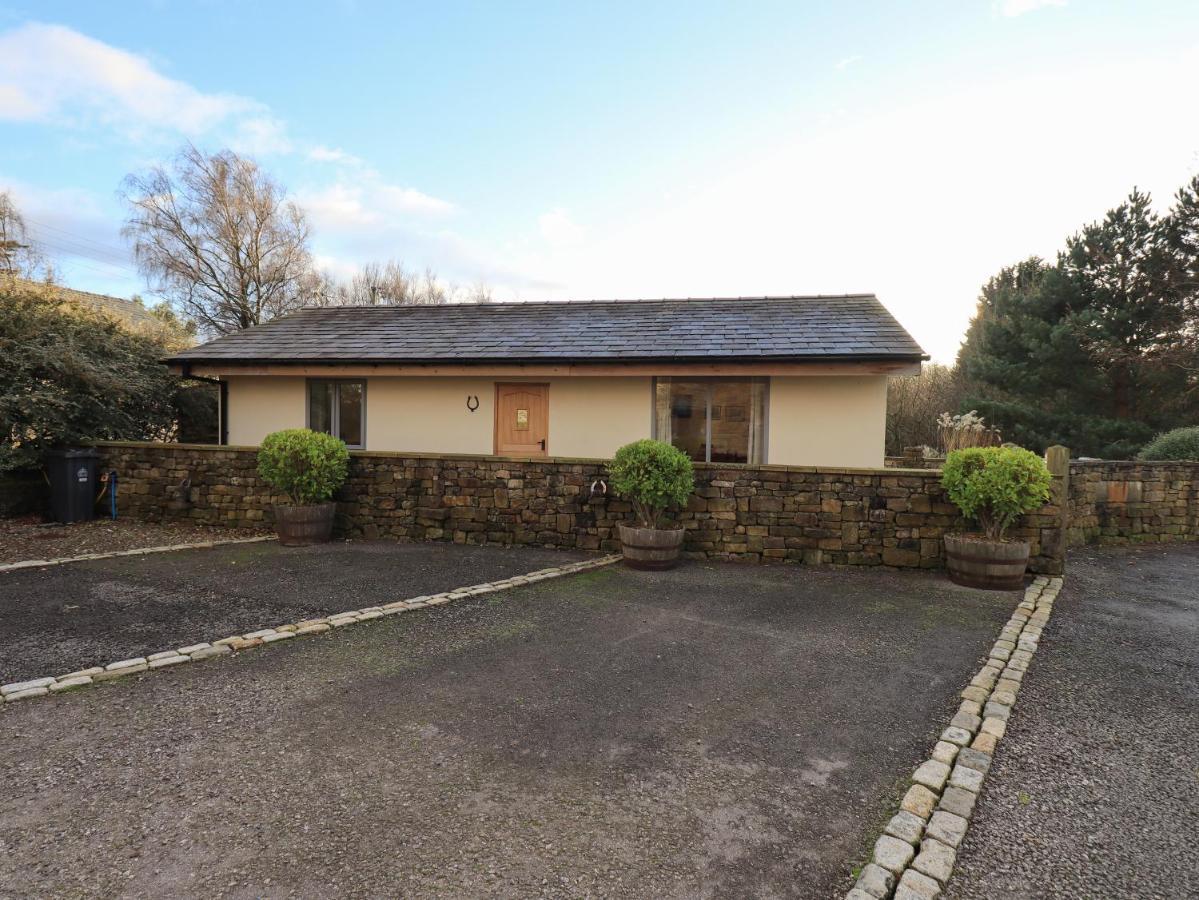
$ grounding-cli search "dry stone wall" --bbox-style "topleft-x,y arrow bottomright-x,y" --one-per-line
94,442 -> 1067,574
1067,460 -> 1199,546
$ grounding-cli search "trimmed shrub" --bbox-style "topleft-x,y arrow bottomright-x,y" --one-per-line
256,428 -> 350,506
942,446 -> 1052,541
609,439 -> 695,529
1137,426 -> 1199,461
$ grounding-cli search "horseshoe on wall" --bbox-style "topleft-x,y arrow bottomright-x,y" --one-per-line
466,395 -> 480,412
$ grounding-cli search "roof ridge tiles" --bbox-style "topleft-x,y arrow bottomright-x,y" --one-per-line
294,293 -> 879,312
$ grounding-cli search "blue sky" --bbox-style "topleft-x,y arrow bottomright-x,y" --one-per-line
2,0 -> 1197,360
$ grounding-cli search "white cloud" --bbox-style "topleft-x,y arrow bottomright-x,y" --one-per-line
375,183 -> 455,217
0,23 -> 509,295
231,116 -> 293,156
538,208 -> 585,247
308,145 -> 363,166
0,22 -> 284,147
298,174 -> 526,286
994,0 -> 1067,17
836,55 -> 862,71
0,82 -> 42,118
302,174 -> 546,292
300,177 -> 454,231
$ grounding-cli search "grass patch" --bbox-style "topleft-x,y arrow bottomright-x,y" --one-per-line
560,568 -> 616,588
553,568 -> 619,608
843,773 -> 910,885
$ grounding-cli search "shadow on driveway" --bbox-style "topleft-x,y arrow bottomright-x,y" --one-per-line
0,558 -> 1017,898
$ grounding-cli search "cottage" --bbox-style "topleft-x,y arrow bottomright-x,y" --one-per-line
165,295 -> 925,468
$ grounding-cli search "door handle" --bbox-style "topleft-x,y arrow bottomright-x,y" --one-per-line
538,439 -> 546,451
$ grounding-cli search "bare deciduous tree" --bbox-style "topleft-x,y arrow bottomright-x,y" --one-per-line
886,363 -> 974,455
308,258 -> 493,307
462,280 -> 495,304
0,190 -> 49,279
350,260 -> 444,305
121,145 -> 313,335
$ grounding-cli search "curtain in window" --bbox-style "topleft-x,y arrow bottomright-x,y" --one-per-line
337,382 -> 364,446
308,381 -> 335,435
654,378 -> 767,464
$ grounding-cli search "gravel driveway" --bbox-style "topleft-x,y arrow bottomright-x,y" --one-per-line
0,559 -> 1015,898
0,541 -> 588,683
946,544 -> 1199,899
0,517 -> 270,564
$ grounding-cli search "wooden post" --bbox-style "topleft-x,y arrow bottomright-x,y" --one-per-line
1045,445 -> 1070,575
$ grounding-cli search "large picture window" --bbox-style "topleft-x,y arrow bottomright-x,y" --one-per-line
307,380 -> 365,448
653,377 -> 767,464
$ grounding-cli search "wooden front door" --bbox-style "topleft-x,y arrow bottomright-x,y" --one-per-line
494,383 -> 549,456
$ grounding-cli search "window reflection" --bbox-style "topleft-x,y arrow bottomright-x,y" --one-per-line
654,378 -> 766,464
307,379 -> 365,448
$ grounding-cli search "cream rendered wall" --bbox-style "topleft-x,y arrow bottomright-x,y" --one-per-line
766,376 -> 888,468
366,377 -> 495,455
221,374 -> 652,454
221,373 -> 886,467
225,376 -> 306,446
546,377 -> 652,457
366,376 -> 652,457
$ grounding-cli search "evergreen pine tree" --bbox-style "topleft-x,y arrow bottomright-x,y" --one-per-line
957,181 -> 1199,456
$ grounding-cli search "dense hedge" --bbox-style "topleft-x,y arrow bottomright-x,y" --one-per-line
0,278 -> 215,472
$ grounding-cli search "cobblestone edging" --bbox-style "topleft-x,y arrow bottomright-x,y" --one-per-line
0,535 -> 277,573
847,575 -> 1063,900
0,554 -> 622,708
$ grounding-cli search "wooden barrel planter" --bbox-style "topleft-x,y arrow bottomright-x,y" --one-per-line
618,524 -> 685,570
943,533 -> 1030,590
273,502 -> 337,546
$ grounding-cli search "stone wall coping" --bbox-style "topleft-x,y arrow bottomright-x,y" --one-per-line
90,440 -> 938,478
1070,459 -> 1199,469
94,439 -> 261,452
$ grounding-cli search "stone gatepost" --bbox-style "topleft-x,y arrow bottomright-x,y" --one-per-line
1043,445 -> 1070,575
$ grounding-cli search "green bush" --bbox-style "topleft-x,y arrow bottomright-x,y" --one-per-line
1137,426 -> 1199,461
941,446 -> 1052,541
0,278 -> 208,471
256,428 -> 350,506
609,439 -> 695,528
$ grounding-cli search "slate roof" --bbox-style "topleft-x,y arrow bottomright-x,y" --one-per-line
167,295 -> 927,365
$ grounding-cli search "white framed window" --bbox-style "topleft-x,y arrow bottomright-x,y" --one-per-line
307,379 -> 366,449
653,377 -> 768,464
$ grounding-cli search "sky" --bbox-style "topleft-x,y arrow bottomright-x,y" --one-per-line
1,0 -> 1197,362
